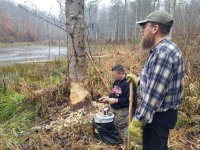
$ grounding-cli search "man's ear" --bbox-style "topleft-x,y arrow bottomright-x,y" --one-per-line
152,24 -> 159,34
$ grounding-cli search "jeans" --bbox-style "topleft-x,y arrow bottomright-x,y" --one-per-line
143,109 -> 178,150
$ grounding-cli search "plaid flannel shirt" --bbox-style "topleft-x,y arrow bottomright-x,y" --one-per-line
135,39 -> 184,124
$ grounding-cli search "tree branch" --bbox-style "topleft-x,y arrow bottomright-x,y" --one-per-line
18,4 -> 67,33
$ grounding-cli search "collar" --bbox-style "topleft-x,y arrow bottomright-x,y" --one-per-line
150,38 -> 169,54
116,76 -> 126,83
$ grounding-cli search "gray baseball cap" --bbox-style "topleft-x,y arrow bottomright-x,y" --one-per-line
136,10 -> 173,27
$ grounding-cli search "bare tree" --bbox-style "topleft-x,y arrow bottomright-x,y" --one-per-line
124,0 -> 128,43
169,0 -> 176,38
65,0 -> 89,105
65,0 -> 87,81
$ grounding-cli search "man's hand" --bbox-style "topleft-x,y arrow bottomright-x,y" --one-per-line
98,96 -> 109,103
128,118 -> 143,140
126,74 -> 140,87
106,98 -> 118,104
99,97 -> 118,104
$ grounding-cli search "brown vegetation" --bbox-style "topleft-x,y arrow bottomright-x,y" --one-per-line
0,44 -> 198,149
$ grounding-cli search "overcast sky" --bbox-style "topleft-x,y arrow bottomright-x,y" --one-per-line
12,0 -> 191,16
13,0 -> 111,16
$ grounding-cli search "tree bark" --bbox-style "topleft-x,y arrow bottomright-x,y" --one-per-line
169,0 -> 176,38
65,0 -> 89,107
134,0 -> 138,40
124,0 -> 128,43
65,0 -> 87,82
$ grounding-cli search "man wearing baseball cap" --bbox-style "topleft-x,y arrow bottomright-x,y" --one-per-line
127,10 -> 184,150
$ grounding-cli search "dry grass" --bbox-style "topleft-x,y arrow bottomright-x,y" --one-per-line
0,44 -> 199,149
85,44 -> 200,150
86,44 -> 147,98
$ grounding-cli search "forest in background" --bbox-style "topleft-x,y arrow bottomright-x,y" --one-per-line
0,0 -> 65,43
1,0 -> 199,44
0,0 -> 200,149
85,0 -> 200,43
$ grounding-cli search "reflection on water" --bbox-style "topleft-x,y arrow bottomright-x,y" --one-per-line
0,45 -> 67,66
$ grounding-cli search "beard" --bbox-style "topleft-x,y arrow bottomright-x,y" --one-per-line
140,33 -> 155,50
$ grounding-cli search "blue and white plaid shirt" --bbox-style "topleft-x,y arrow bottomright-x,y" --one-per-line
135,39 -> 184,124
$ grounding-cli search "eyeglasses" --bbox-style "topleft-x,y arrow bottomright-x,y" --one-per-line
141,23 -> 152,30
141,23 -> 149,30
141,23 -> 158,30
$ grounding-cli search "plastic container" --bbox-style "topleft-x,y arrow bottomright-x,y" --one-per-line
94,112 -> 115,123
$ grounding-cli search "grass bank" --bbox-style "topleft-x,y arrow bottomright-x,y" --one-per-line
0,44 -> 199,149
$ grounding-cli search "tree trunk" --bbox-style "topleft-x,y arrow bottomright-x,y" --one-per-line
111,18 -> 116,42
134,0 -> 138,40
169,0 -> 176,38
65,0 -> 89,107
66,0 -> 87,82
153,0 -> 157,11
124,0 -> 128,44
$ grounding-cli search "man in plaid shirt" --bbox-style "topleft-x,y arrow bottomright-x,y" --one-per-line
128,10 -> 184,150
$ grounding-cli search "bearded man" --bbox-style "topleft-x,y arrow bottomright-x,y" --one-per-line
128,10 -> 184,150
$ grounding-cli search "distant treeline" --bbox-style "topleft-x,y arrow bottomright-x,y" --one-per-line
0,0 -> 65,43
85,0 -> 200,43
1,0 -> 200,44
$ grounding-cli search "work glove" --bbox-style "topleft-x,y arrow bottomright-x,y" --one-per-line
126,74 -> 140,87
128,118 -> 143,141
